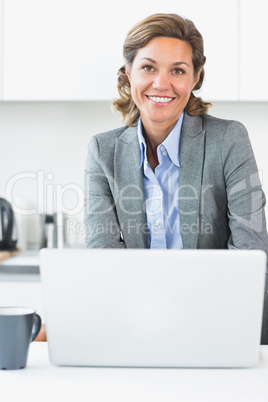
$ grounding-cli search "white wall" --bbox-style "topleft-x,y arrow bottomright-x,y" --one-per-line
0,101 -> 267,248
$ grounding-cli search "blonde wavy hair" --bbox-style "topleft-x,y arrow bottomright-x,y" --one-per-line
112,13 -> 212,126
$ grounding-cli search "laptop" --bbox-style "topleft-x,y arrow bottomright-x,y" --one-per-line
39,248 -> 266,368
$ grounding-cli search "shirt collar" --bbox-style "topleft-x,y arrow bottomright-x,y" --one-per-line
137,119 -> 147,169
137,112 -> 184,169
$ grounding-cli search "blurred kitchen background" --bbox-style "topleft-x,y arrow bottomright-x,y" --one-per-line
0,0 -> 267,251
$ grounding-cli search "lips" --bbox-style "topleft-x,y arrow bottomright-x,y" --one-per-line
147,96 -> 174,103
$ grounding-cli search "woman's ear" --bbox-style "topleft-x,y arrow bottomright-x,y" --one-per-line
125,64 -> 131,82
192,69 -> 201,90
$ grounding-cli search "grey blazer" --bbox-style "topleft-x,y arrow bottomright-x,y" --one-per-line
84,112 -> 268,343
84,112 -> 268,252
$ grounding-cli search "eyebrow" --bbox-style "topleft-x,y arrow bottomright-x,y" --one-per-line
140,57 -> 190,67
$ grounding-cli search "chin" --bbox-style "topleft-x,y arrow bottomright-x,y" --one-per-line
148,113 -> 173,123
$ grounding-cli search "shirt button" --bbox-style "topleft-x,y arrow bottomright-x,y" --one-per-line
155,220 -> 160,226
163,151 -> 167,156
160,146 -> 165,151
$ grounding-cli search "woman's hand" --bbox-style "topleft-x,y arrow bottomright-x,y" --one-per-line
35,323 -> 47,342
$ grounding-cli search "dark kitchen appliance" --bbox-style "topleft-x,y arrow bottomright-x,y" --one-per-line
0,198 -> 18,251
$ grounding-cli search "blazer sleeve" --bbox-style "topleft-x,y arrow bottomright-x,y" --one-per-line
222,121 -> 268,344
84,136 -> 125,248
222,120 -> 268,253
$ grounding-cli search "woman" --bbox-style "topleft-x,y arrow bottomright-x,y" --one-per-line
84,13 -> 268,250
84,13 -> 268,342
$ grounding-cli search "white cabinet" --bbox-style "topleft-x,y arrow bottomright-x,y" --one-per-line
2,0 -> 239,101
188,0 -> 239,101
2,0 -> 121,100
3,1 -> 267,101
240,0 -> 268,101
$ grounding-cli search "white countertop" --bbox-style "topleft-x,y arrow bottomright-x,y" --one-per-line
1,343 -> 268,402
0,251 -> 40,279
0,251 -> 39,266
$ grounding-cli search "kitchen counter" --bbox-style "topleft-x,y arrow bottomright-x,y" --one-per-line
1,343 -> 268,402
0,251 -> 39,279
0,250 -> 39,266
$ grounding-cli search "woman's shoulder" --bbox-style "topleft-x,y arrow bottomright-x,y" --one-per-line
201,113 -> 248,137
86,126 -> 127,155
183,113 -> 249,148
88,125 -> 139,155
89,125 -> 139,147
92,126 -> 129,142
200,114 -> 253,160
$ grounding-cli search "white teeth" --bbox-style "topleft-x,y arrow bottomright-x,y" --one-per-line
148,96 -> 173,103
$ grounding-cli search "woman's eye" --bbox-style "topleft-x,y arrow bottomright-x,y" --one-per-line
143,65 -> 155,72
173,68 -> 184,75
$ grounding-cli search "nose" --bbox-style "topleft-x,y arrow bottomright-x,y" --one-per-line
152,71 -> 170,91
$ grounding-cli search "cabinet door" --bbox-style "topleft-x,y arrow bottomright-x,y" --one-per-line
187,0 -> 239,101
3,0 -> 122,100
3,0 -> 239,101
240,0 -> 268,100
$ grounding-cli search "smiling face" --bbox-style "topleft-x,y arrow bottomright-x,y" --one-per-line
126,36 -> 200,135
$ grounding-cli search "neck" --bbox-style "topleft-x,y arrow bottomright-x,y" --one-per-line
142,121 -> 173,149
141,120 -> 175,172
140,111 -> 183,150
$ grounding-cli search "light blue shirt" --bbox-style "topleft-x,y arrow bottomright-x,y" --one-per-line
138,114 -> 184,249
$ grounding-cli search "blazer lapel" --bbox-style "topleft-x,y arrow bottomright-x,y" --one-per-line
179,114 -> 206,249
114,126 -> 148,248
113,116 -> 205,249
